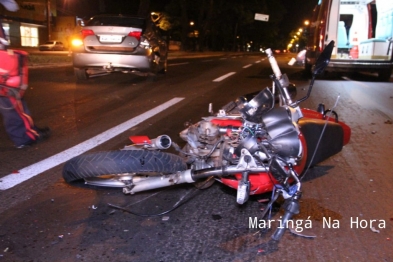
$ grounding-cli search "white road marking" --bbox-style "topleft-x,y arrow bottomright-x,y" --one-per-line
243,64 -> 252,68
0,97 -> 185,190
213,72 -> 236,82
255,60 -> 261,63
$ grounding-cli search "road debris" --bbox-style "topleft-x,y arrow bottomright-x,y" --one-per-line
370,227 -> 380,233
162,216 -> 170,221
384,120 -> 392,124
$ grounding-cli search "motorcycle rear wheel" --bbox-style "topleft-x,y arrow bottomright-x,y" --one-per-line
63,150 -> 187,183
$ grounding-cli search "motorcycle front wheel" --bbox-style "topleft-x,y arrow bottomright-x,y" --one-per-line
62,150 -> 188,185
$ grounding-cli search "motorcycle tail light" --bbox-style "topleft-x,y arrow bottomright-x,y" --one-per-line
128,31 -> 142,41
81,29 -> 95,38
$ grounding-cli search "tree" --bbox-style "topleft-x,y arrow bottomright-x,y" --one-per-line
165,0 -> 292,51
138,0 -> 151,17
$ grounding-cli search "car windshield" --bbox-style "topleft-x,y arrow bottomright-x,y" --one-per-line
86,16 -> 145,28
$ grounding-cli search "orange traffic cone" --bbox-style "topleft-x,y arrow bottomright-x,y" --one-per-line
350,31 -> 359,59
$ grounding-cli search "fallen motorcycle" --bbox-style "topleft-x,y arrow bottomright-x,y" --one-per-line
63,40 -> 350,242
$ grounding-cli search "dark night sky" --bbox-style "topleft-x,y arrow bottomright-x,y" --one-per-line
58,0 -> 315,21
57,0 -> 169,18
57,0 -> 316,43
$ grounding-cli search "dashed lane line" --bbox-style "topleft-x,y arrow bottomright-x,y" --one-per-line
213,72 -> 236,82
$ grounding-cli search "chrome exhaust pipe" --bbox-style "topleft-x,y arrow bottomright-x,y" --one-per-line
150,135 -> 172,149
122,166 -> 270,194
191,166 -> 269,180
123,170 -> 194,194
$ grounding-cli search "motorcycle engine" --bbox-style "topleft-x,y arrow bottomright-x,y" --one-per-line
180,120 -> 223,169
180,105 -> 302,171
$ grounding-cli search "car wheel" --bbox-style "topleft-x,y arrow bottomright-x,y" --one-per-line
74,68 -> 89,81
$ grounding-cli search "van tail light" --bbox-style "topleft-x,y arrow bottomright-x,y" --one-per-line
81,29 -> 95,38
128,31 -> 142,41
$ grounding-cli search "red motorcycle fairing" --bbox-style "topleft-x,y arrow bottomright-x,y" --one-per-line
216,108 -> 350,196
129,135 -> 152,145
210,118 -> 243,127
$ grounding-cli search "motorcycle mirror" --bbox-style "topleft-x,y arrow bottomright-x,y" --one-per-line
312,40 -> 335,75
291,40 -> 335,107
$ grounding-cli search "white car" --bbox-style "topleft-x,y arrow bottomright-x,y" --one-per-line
39,41 -> 65,51
71,14 -> 168,81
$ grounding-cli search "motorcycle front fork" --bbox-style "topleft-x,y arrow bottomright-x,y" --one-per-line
259,164 -> 302,241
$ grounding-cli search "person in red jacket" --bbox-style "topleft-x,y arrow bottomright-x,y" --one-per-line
0,0 -> 50,148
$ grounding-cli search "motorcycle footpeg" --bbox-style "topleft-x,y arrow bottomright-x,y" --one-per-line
236,180 -> 250,205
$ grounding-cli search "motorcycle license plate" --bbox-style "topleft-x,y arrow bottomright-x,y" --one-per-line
99,35 -> 122,43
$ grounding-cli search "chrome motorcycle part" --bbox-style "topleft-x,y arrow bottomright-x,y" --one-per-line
236,178 -> 250,204
151,135 -> 172,149
122,170 -> 194,194
84,174 -> 134,187
237,149 -> 258,169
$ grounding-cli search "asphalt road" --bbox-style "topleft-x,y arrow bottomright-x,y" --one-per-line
0,53 -> 392,261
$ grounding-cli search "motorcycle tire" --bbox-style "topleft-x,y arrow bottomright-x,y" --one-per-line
63,150 -> 187,182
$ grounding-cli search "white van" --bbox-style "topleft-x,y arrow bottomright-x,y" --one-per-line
305,0 -> 393,81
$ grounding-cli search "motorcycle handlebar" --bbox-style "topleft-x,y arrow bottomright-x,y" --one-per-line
265,48 -> 282,80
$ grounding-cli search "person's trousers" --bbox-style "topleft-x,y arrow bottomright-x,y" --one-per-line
0,95 -> 37,147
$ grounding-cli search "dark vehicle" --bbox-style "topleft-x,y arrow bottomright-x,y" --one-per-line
38,41 -> 64,51
71,14 -> 168,81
